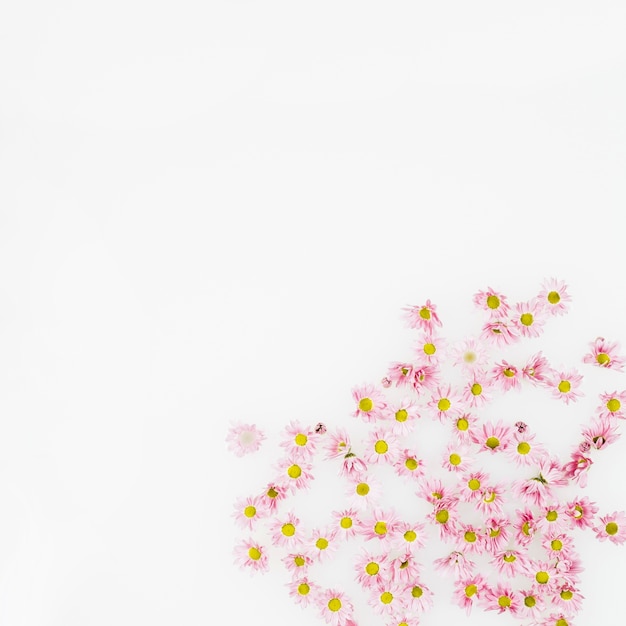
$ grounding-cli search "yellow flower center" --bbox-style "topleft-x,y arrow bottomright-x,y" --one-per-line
464,531 -> 476,543
468,478 -> 481,490
435,509 -> 449,524
520,313 -> 533,326
556,620 -> 569,626
503,554 -> 516,562
411,586 -> 423,598
267,487 -> 278,498
517,441 -> 531,455
465,584 -> 477,597
522,521 -> 531,535
248,547 -> 261,560
419,307 -> 431,320
404,530 -> 417,542
606,522 -> 619,535
457,417 -> 469,431
424,342 -> 436,355
464,350 -> 477,363
244,505 -> 256,518
607,398 -> 621,412
395,409 -> 408,422
597,352 -> 610,365
315,537 -> 329,550
375,440 -> 389,454
486,437 -> 500,449
294,556 -> 305,566
546,511 -> 558,522
471,383 -> 482,396
288,465 -> 302,479
558,380 -> 571,393
524,595 -> 536,607
282,523 -> 295,536
374,521 -> 387,535
359,397 -> 373,412
405,457 -> 418,470
298,583 -> 310,595
449,453 -> 462,466
356,482 -> 370,496
381,591 -> 394,604
489,527 -> 500,537
438,398 -> 451,411
487,295 -> 500,309
328,598 -> 341,612
498,595 -> 511,608
340,517 -> 353,529
295,433 -> 308,446
551,539 -> 563,551
503,368 -> 515,377
366,562 -> 380,575
560,590 -> 573,600
547,290 -> 561,304
536,571 -> 549,584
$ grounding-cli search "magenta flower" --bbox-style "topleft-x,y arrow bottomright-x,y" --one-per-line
583,336 -> 625,371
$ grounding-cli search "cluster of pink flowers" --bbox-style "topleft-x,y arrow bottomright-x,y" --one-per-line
228,278 -> 626,626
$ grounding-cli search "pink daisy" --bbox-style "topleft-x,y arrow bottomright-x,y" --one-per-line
401,581 -> 434,614
455,523 -> 485,554
307,526 -> 339,562
525,560 -> 559,590
594,510 -> 626,545
388,551 -> 422,585
539,613 -> 577,626
403,299 -> 443,331
354,551 -> 389,590
461,371 -> 492,407
226,422 -> 265,456
414,331 -> 446,363
491,359 -> 522,392
317,588 -> 355,626
516,588 -> 546,620
279,420 -> 317,459
450,337 -> 490,373
522,351 -> 552,384
368,582 -> 405,617
473,287 -> 511,317
514,457 -> 568,507
410,362 -> 441,394
514,507 -> 539,546
232,494 -> 267,530
549,368 -> 584,404
482,583 -> 520,615
433,550 -> 475,578
288,576 -> 319,608
597,390 -> 626,419
394,449 -> 426,482
451,411 -> 479,444
537,277 -> 572,316
491,549 -> 530,578
339,451 -> 369,479
555,554 -> 585,585
323,427 -> 352,459
583,336 -> 625,371
392,520 -> 427,553
347,474 -> 383,510
512,299 -> 546,338
506,430 -> 548,467
269,511 -> 304,548
551,584 -> 584,613
386,362 -> 415,389
480,319 -> 519,346
441,443 -> 473,474
352,383 -> 388,422
482,516 -> 511,553
332,508 -> 361,541
277,457 -> 315,492
417,477 -> 455,505
388,398 -> 420,435
472,420 -> 514,453
427,384 -> 461,422
536,504 -> 570,535
430,500 -> 461,539
358,508 -> 400,546
475,484 -> 507,517
459,470 -> 490,503
282,552 -> 314,577
566,496 -> 598,530
562,450 -> 593,487
385,616 -> 418,626
581,417 -> 621,450
233,537 -> 270,574
453,573 -> 488,616
259,481 -> 289,512
363,428 -> 400,465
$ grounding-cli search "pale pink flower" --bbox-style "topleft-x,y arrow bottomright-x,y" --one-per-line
279,420 -> 317,459
410,362 -> 441,394
394,449 -> 426,482
414,331 -> 446,363
473,287 -> 511,317
347,474 -> 383,510
566,496 -> 598,530
472,420 -> 514,453
352,383 -> 388,422
514,457 -> 567,507
483,583 -> 520,615
388,551 -> 422,585
385,616 -> 418,626
542,531 -> 575,559
401,581 -> 434,614
594,510 -> 626,545
538,277 -> 572,316
512,299 -> 546,338
491,359 -> 522,392
358,508 -> 400,546
581,417 -> 621,450
549,368 -> 584,404
363,428 -> 400,465
450,337 -> 490,373
597,390 -> 626,419
259,481 -> 289,512
491,549 -> 530,578
480,319 -> 518,346
555,554 -> 585,585
538,614 -> 577,626
324,427 -> 352,459
482,516 -> 511,553
453,573 -> 488,616
522,351 -> 552,384
332,508 -> 361,540
368,583 -> 405,617
506,431 -> 548,467
516,588 -> 546,620
403,299 -> 443,331
562,450 -> 593,487
524,560 -> 559,590
282,552 -> 313,577
461,371 -> 492,407
232,494 -> 267,530
388,398 -> 420,435
433,550 -> 475,578
226,422 -> 265,456
475,483 -> 507,517
451,411 -> 479,444
536,504 -> 570,535
583,336 -> 625,371
427,384 -> 461,421
233,537 -> 269,573
339,452 -> 369,479
386,361 -> 415,388
317,588 -> 354,626
455,523 -> 485,554
430,500 -> 461,539
307,526 -> 339,562
459,470 -> 490,503
391,520 -> 427,553
288,576 -> 319,608
417,477 -> 454,505
277,457 -> 314,492
354,551 -> 389,589
441,443 -> 473,474
269,511 -> 304,548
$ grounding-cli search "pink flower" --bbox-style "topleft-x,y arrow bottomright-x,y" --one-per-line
277,457 -> 314,492
317,588 -> 354,626
339,452 -> 369,479
516,588 -> 546,620
282,552 -> 313,577
480,319 -> 518,346
472,420 -> 514,453
394,449 -> 426,482
441,443 -> 473,474
358,508 -> 400,545
597,390 -> 626,419
352,383 -> 388,422
473,287 -> 511,317
483,583 -> 520,615
417,477 -> 454,505
461,371 -> 492,407
226,422 -> 265,456
433,550 -> 475,578
455,522 -> 485,554
403,299 -> 443,331
549,368 -> 584,404
427,384 -> 461,421
347,474 -> 383,510
454,574 -> 488,616
566,496 -> 598,530
414,331 -> 446,363
354,551 -> 389,589
512,299 -> 546,338
259,481 -> 289,512
388,551 -> 422,584
279,420 -> 317,459
522,351 -> 552,384
363,428 -> 400,465
307,526 -> 339,562
430,500 -> 460,539
391,520 -> 427,553
324,427 -> 352,459
450,337 -> 490,373
539,613 -> 577,626
410,362 -> 441,394
388,398 -> 420,434
386,361 -> 415,388
232,494 -> 267,530
269,511 -> 304,548
506,431 -> 548,467
451,412 -> 479,444
459,470 -> 490,503
490,549 -> 530,578
536,504 -> 570,535
491,359 -> 522,392
562,450 -> 593,487
583,336 -> 625,371
551,584 -> 584,612
288,576 -> 319,608
401,581 -> 434,614
524,560 -> 559,590
368,583 -> 405,617
581,418 -> 621,450
538,277 -> 572,316
332,508 -> 361,540
482,516 -> 510,553
594,510 -> 626,545
513,508 -> 538,546
233,538 -> 270,573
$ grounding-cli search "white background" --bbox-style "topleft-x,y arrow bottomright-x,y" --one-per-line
1,1 -> 626,625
